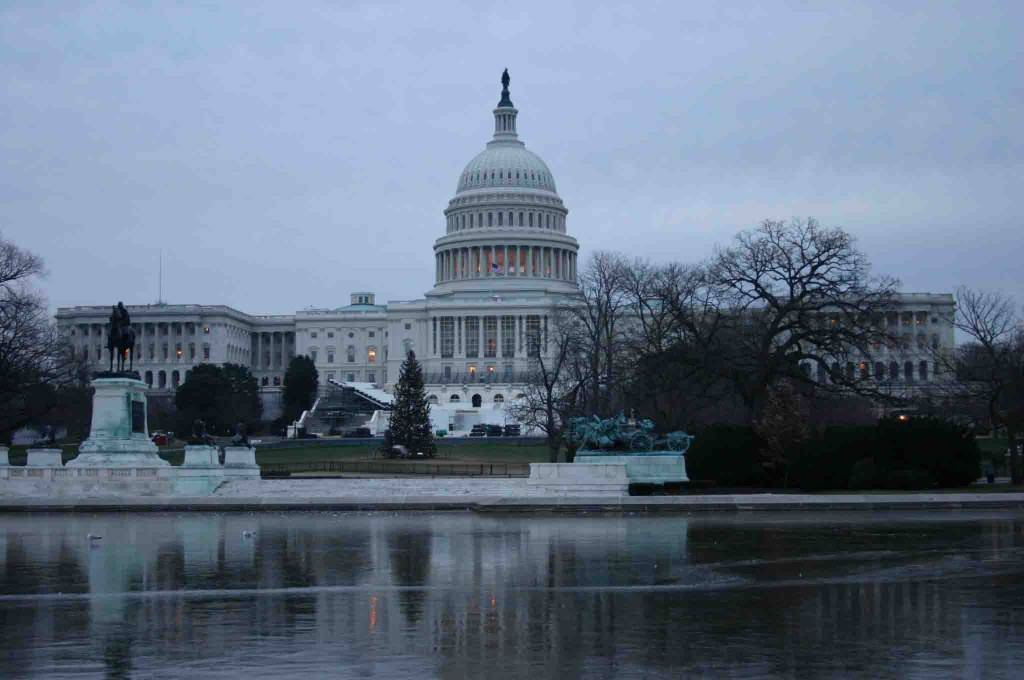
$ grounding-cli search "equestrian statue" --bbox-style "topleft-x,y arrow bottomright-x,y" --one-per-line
106,301 -> 136,373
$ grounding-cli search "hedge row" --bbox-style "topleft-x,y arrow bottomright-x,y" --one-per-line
686,418 -> 980,490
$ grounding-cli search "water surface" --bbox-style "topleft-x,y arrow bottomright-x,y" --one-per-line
1,510 -> 1022,678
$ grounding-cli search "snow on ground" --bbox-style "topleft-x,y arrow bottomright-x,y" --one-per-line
215,477 -> 535,498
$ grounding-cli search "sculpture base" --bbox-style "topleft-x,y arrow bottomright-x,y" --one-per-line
527,463 -> 629,496
575,451 -> 689,484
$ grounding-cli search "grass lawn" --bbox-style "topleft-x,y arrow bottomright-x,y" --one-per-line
254,442 -> 551,465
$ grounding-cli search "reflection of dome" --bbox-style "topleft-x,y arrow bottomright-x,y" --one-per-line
457,146 -> 557,194
430,71 -> 579,296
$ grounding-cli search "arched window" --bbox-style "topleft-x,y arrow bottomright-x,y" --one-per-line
171,370 -> 180,388
919,360 -> 929,381
144,370 -> 153,387
493,394 -> 504,405
158,370 -> 166,388
518,212 -> 524,226
528,212 -> 533,226
449,394 -> 460,403
273,376 -> 281,386
890,361 -> 900,380
875,362 -> 885,380
904,361 -> 915,383
428,395 -> 439,405
515,393 -> 526,401
261,376 -> 269,386
498,212 -> 503,226
471,394 -> 482,407
347,346 -> 355,362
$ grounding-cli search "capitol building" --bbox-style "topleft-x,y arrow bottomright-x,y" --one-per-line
57,73 -> 582,421
56,73 -> 956,424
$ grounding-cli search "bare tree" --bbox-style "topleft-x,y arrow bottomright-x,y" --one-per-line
508,309 -> 587,462
571,251 -> 632,416
0,234 -> 78,438
931,287 -> 1024,483
703,218 -> 899,419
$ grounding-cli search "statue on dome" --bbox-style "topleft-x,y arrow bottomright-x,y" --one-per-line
498,68 -> 513,107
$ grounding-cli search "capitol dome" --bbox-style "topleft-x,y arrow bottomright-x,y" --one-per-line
430,70 -> 579,296
457,146 -> 558,194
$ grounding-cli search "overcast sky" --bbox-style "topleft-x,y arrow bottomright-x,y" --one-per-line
1,1 -> 1021,315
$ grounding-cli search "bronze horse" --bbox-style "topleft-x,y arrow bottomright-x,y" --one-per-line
106,305 -> 136,373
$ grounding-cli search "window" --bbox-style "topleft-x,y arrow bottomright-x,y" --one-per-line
449,394 -> 461,402
443,365 -> 452,380
526,315 -> 541,357
311,331 -> 318,339
327,352 -> 334,364
158,371 -> 166,388
438,317 -> 455,359
919,361 -> 929,381
171,370 -> 180,388
144,371 -> 153,386
327,331 -> 334,338
348,332 -> 354,338
859,362 -> 869,380
162,343 -> 169,360
467,365 -> 477,380
402,339 -> 413,356
493,394 -> 504,405
465,317 -> 479,358
347,373 -> 356,382
202,345 -> 210,360
472,394 -> 482,407
273,376 -> 281,386
369,331 -> 375,338
904,361 -> 915,382
875,362 -> 885,380
428,395 -> 439,404
488,212 -> 493,226
367,371 -> 375,383
889,361 -> 900,381
261,376 -> 269,386
404,323 -> 411,330
203,326 -> 210,334
310,350 -> 318,363
367,347 -> 377,364
498,212 -> 503,226
326,371 -> 335,381
501,316 -> 515,357
189,343 -> 195,360
175,343 -> 182,359
483,316 -> 497,358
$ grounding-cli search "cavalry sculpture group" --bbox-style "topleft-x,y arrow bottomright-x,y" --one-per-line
567,413 -> 694,453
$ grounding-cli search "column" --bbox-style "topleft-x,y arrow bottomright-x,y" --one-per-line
504,245 -> 510,275
478,246 -> 484,277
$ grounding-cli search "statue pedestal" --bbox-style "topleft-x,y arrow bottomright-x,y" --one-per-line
174,445 -> 226,495
68,378 -> 167,467
223,446 -> 260,480
27,449 -> 63,467
0,446 -> 8,466
575,451 -> 689,484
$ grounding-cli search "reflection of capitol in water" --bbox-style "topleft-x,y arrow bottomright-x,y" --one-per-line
1,513 -> 1022,677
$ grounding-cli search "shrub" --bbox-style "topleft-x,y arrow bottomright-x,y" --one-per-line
848,458 -> 877,490
686,425 -> 766,487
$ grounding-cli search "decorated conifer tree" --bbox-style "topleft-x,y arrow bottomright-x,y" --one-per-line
387,351 -> 436,457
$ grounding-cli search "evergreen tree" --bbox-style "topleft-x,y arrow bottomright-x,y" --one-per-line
174,363 -> 262,435
388,351 -> 436,457
282,355 -> 319,423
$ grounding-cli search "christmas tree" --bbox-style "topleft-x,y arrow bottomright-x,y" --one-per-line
387,351 -> 436,457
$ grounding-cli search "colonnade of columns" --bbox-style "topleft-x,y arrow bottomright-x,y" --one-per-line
435,245 -> 576,284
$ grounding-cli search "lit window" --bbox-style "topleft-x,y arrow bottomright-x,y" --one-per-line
203,326 -> 210,334
367,347 -> 377,364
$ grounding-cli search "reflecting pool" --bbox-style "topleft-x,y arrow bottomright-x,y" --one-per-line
1,510 -> 1023,678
